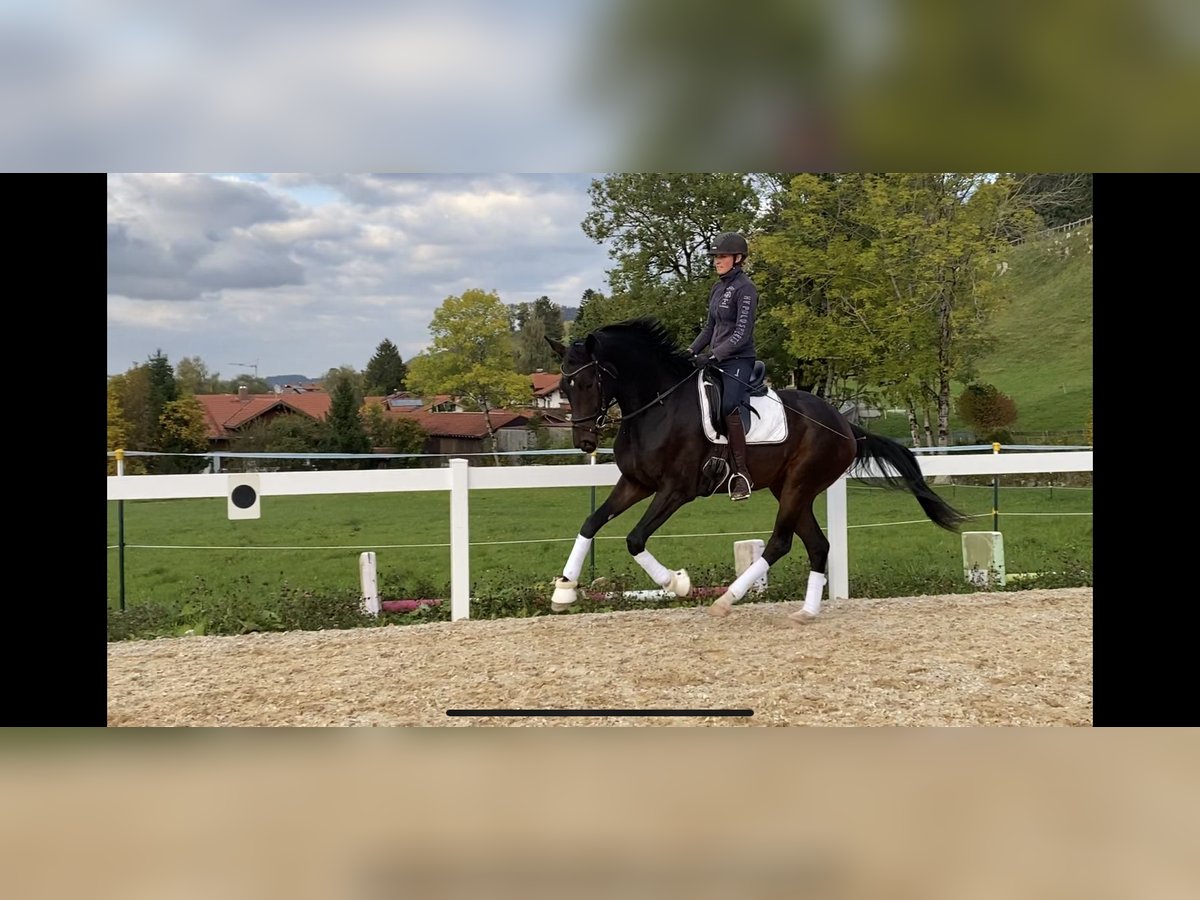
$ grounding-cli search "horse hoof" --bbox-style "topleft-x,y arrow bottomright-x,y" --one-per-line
667,569 -> 691,597
788,609 -> 817,624
709,595 -> 733,618
551,577 -> 578,611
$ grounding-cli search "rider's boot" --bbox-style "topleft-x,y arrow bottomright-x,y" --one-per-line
724,409 -> 753,501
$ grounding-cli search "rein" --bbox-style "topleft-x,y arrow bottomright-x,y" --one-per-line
560,360 -> 695,428
565,355 -> 855,442
616,371 -> 697,422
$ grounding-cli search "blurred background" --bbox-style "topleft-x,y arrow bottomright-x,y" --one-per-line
6,0 -> 1197,170
1,730 -> 1196,898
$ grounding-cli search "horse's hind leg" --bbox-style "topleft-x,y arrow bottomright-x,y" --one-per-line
786,504 -> 831,623
709,489 -> 805,618
552,475 -> 651,611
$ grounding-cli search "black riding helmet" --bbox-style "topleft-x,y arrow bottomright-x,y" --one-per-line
709,231 -> 749,257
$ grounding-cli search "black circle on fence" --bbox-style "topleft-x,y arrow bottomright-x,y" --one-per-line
231,485 -> 258,509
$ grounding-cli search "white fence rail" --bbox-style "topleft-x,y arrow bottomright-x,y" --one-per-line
107,451 -> 1093,621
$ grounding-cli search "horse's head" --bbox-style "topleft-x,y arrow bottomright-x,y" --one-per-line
547,334 -> 616,455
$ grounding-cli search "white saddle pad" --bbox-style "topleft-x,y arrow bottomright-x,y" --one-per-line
698,374 -> 789,445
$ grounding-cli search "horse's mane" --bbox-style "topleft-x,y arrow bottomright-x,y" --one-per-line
590,317 -> 693,374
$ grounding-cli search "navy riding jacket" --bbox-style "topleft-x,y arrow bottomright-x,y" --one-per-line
688,265 -> 759,362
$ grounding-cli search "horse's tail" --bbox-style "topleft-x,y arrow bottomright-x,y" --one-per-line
849,425 -> 970,532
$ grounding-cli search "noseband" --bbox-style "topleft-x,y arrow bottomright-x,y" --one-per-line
561,359 -> 617,429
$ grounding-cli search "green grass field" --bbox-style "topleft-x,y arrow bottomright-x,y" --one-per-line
980,224 -> 1093,434
108,478 -> 1092,613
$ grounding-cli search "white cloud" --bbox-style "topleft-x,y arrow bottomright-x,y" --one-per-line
107,172 -> 610,377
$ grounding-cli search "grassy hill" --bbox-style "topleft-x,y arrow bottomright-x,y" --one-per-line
974,222 -> 1093,437
866,222 -> 1093,443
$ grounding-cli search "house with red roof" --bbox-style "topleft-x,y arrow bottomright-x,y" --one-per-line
193,383 -> 539,458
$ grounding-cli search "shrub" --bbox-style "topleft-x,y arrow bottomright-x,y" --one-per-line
956,383 -> 1018,434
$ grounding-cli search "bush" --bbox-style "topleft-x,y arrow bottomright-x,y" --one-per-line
956,383 -> 1018,434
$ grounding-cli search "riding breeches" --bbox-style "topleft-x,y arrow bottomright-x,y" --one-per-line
716,357 -> 755,419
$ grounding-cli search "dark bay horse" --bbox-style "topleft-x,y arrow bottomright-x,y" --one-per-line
547,317 -> 968,622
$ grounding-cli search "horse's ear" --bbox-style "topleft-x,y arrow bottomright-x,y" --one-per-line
546,337 -> 566,359
584,334 -> 597,355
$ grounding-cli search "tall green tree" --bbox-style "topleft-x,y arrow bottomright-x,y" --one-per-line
571,288 -> 641,339
109,365 -> 155,455
406,288 -> 532,463
136,349 -> 180,471
105,381 -> 137,474
363,339 -> 408,395
361,401 -> 429,466
511,296 -> 564,373
216,375 -> 271,394
146,349 -> 178,417
175,356 -> 220,395
756,173 -> 1038,446
156,397 -> 210,474
581,173 -> 760,343
323,375 -> 371,467
320,366 -> 364,398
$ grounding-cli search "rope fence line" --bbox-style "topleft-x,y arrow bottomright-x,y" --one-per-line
104,509 -> 1090,553
108,444 -> 1090,460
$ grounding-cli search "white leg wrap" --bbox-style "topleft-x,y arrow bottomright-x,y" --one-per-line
563,534 -> 593,582
727,557 -> 770,603
633,551 -> 672,588
802,571 -> 827,616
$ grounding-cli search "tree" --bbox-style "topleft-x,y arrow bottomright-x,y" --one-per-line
511,296 -> 564,374
323,376 -> 371,467
320,366 -> 364,398
156,397 -> 210,474
955,383 -> 1019,441
175,356 -> 220,395
581,173 -> 760,344
363,339 -> 408,395
361,401 -> 428,466
406,288 -> 532,463
110,364 -> 156,456
146,349 -> 178,416
755,173 -> 1038,446
1008,174 -> 1092,231
229,414 -> 328,471
105,381 -> 136,474
571,288 -> 641,338
216,375 -> 271,394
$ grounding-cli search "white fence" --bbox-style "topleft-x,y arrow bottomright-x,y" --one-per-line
107,450 -> 1093,621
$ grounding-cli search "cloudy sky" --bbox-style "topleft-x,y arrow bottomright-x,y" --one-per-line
107,173 -> 615,379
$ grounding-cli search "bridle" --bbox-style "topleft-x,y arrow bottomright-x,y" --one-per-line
560,359 -> 618,429
561,357 -> 697,430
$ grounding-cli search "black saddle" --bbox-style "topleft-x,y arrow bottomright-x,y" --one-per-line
702,360 -> 767,435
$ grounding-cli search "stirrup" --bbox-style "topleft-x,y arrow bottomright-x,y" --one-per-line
728,473 -> 752,501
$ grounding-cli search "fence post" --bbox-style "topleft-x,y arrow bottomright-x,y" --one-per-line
359,551 -> 380,616
827,475 -> 849,600
589,451 -> 597,583
448,458 -> 471,621
992,442 -> 1001,531
116,449 -> 126,612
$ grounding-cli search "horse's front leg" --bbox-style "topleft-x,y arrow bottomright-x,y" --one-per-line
552,475 -> 652,611
623,486 -> 696,598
